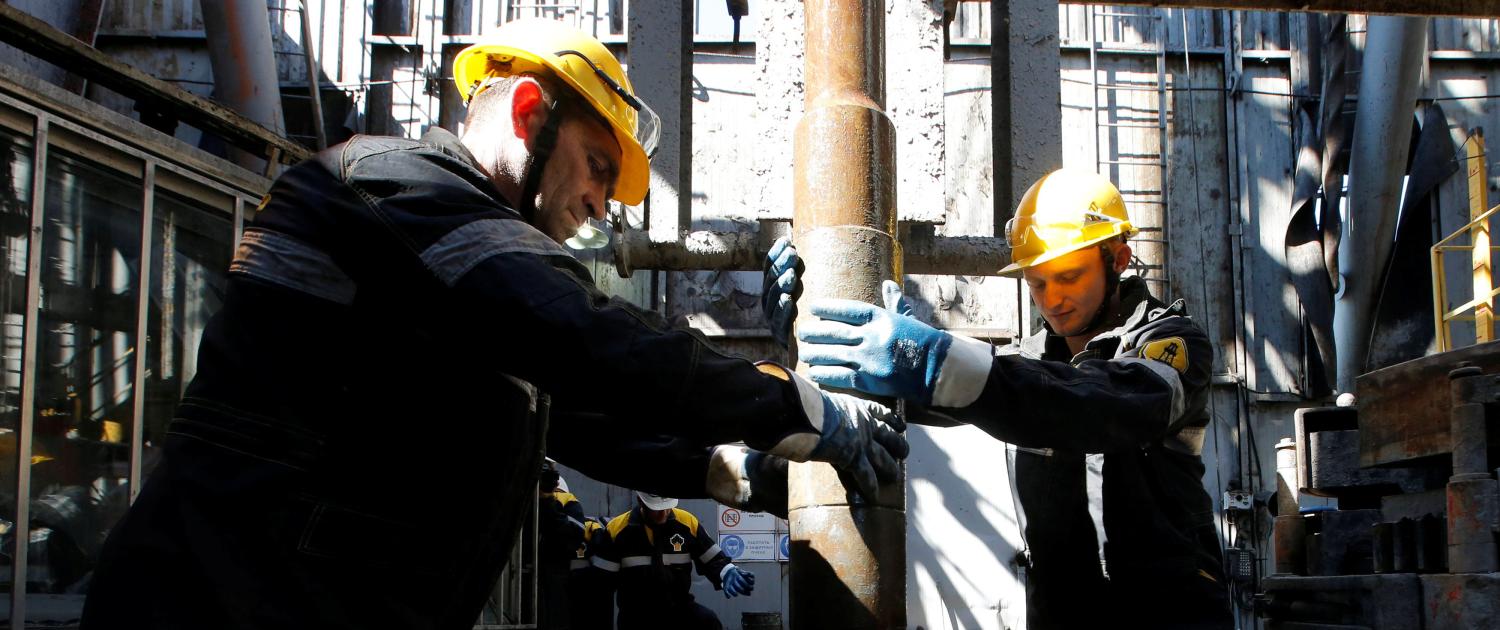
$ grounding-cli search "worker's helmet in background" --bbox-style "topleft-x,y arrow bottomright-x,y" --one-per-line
453,19 -> 658,206
635,491 -> 678,511
1000,169 -> 1137,277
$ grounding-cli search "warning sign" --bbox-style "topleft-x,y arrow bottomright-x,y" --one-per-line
716,505 -> 781,533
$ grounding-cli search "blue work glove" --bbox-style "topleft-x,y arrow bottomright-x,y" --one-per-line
761,236 -> 802,348
759,364 -> 909,501
798,280 -> 993,408
721,564 -> 755,598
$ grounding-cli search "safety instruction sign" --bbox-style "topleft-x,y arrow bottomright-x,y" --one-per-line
716,505 -> 788,563
719,532 -> 777,562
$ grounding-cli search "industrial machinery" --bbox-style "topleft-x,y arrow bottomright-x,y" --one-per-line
1258,132 -> 1499,629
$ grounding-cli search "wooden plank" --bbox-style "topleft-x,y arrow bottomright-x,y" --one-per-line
1105,0 -> 1495,19
1165,57 -> 1238,376
1357,340 -> 1500,467
1237,64 -> 1302,395
0,2 -> 309,164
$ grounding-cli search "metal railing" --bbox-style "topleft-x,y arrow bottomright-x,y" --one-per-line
1432,128 -> 1497,350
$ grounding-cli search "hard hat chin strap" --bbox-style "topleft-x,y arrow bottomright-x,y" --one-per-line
1079,243 -> 1123,335
518,100 -> 564,223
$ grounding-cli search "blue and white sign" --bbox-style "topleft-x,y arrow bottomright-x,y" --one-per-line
778,534 -> 791,563
721,534 -> 746,559
720,532 -> 776,562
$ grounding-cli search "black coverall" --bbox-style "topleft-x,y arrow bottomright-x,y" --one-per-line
924,276 -> 1232,629
80,130 -> 822,630
591,507 -> 732,630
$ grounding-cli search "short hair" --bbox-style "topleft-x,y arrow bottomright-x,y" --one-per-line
462,72 -> 609,136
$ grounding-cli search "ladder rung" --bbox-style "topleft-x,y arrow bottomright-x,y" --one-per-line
1093,11 -> 1162,19
1100,122 -> 1163,129
1099,159 -> 1167,167
1092,45 -> 1167,55
1095,84 -> 1162,92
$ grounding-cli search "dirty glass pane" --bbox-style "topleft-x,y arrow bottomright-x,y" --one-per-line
140,189 -> 232,480
26,150 -> 140,622
0,129 -> 34,617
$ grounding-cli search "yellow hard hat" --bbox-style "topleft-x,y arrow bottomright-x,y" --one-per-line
1000,169 -> 1137,277
453,19 -> 659,206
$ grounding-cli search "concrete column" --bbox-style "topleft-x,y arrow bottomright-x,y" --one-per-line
991,0 -> 1061,229
627,0 -> 692,242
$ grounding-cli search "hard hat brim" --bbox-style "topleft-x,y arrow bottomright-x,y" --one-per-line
999,229 -> 1134,278
636,491 -> 678,511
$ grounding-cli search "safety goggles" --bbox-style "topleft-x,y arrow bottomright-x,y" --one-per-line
1004,208 -> 1126,248
556,49 -> 661,159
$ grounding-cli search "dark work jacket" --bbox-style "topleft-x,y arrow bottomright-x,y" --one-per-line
928,277 -> 1229,628
80,129 -> 816,630
591,507 -> 730,620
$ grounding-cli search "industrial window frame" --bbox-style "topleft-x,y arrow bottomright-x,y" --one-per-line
0,81 -> 262,628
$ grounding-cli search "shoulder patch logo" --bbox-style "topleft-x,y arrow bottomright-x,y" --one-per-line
1139,336 -> 1189,374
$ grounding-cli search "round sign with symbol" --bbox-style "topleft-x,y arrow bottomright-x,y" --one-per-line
721,509 -> 741,528
722,534 -> 745,559
780,534 -> 790,559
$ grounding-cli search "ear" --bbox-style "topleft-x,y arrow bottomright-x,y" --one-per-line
510,78 -> 547,148
1112,241 -> 1132,274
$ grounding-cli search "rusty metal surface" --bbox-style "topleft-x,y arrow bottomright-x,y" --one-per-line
1356,341 -> 1500,468
200,0 -> 286,172
1422,573 -> 1500,628
1446,476 -> 1499,573
788,0 -> 905,626
0,2 -> 308,164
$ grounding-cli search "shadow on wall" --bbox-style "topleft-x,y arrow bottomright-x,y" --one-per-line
906,423 -> 1027,630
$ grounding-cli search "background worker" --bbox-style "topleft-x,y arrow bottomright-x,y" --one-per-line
538,460 -> 587,629
777,169 -> 1231,629
591,492 -> 754,630
81,19 -> 906,630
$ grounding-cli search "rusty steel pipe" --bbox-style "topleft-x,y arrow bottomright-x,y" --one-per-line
201,0 -> 287,173
788,0 -> 905,627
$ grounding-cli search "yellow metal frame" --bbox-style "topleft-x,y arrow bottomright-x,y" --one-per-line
1432,129 -> 1497,351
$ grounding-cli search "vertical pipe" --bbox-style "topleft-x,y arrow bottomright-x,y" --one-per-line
201,0 -> 287,173
1333,15 -> 1427,393
790,1 -> 905,627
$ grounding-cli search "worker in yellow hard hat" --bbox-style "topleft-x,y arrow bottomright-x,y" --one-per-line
784,168 -> 1232,629
81,18 -> 908,630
